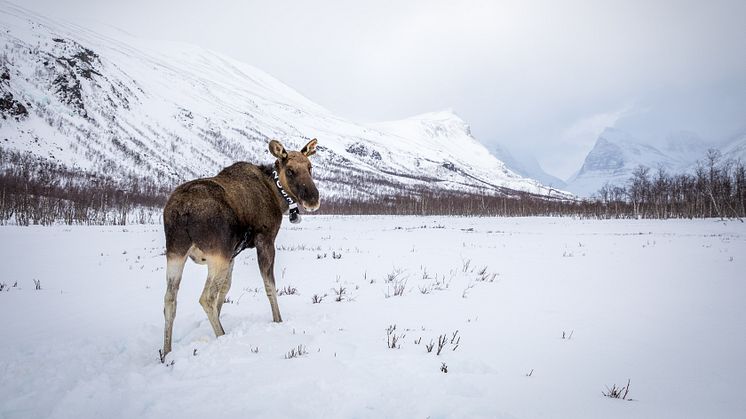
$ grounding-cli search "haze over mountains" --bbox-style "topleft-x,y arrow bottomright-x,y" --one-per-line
0,2 -> 571,205
492,144 -> 567,190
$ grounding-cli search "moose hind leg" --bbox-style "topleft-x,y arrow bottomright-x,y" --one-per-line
163,253 -> 187,360
256,237 -> 282,322
217,259 -> 235,316
199,255 -> 231,337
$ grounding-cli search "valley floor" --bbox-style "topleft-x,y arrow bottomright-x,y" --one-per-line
0,216 -> 744,418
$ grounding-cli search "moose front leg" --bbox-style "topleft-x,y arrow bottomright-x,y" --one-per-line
256,237 -> 282,322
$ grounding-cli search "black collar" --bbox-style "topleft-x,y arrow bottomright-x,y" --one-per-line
272,170 -> 301,224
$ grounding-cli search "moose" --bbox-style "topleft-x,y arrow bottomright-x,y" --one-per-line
160,139 -> 319,360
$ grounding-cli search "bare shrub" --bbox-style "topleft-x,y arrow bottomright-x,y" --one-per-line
475,266 -> 497,282
277,285 -> 298,296
332,285 -> 347,302
386,324 -> 404,349
311,293 -> 326,304
284,344 -> 308,359
431,274 -> 451,291
385,280 -> 407,298
422,330 -> 462,354
603,379 -> 631,400
386,267 -> 404,283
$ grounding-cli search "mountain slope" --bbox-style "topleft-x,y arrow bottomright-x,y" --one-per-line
565,128 -> 712,196
721,133 -> 746,163
0,2 -> 569,203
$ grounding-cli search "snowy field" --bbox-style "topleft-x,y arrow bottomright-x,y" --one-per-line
0,216 -> 744,419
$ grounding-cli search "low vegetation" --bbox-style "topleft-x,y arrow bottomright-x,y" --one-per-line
2,148 -> 743,224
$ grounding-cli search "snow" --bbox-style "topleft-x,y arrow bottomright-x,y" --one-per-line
1,216 -> 744,418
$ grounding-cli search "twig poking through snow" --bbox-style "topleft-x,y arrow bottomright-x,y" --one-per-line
436,334 -> 447,355
462,282 -> 475,298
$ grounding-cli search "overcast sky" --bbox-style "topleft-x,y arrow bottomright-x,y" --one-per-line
15,0 -> 746,178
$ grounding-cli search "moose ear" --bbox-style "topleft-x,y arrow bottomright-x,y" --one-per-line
301,138 -> 318,157
269,140 -> 288,159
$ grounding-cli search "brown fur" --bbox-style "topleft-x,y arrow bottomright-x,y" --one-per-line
160,139 -> 319,360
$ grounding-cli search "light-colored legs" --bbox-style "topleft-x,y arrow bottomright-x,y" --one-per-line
217,259 -> 234,316
199,256 -> 233,337
162,254 -> 187,361
257,238 -> 282,322
162,239 -> 280,360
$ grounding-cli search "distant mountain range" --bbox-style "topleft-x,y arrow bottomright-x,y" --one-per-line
0,2 -> 570,204
565,127 -> 745,196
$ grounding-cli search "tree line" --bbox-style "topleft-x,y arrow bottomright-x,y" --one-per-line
0,148 -> 170,225
593,149 -> 744,220
1,147 -> 743,225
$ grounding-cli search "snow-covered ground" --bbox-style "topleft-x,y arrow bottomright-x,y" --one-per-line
1,216 -> 744,418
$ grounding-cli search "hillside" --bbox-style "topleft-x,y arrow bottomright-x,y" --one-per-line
0,2 -> 569,211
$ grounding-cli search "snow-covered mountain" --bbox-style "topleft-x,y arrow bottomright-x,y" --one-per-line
492,144 -> 566,189
721,133 -> 746,163
565,128 -> 715,196
662,131 -> 709,164
0,2 -> 568,202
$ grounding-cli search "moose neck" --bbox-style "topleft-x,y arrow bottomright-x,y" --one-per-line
269,161 -> 301,224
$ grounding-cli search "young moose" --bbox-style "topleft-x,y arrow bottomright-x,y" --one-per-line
160,139 -> 319,360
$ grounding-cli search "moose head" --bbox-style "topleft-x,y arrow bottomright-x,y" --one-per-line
269,139 -> 320,212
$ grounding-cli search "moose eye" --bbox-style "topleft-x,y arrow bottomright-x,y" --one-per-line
285,168 -> 294,177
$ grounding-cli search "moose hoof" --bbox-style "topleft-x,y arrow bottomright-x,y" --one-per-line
159,348 -> 169,363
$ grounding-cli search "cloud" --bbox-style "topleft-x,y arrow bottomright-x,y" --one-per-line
562,107 -> 633,147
